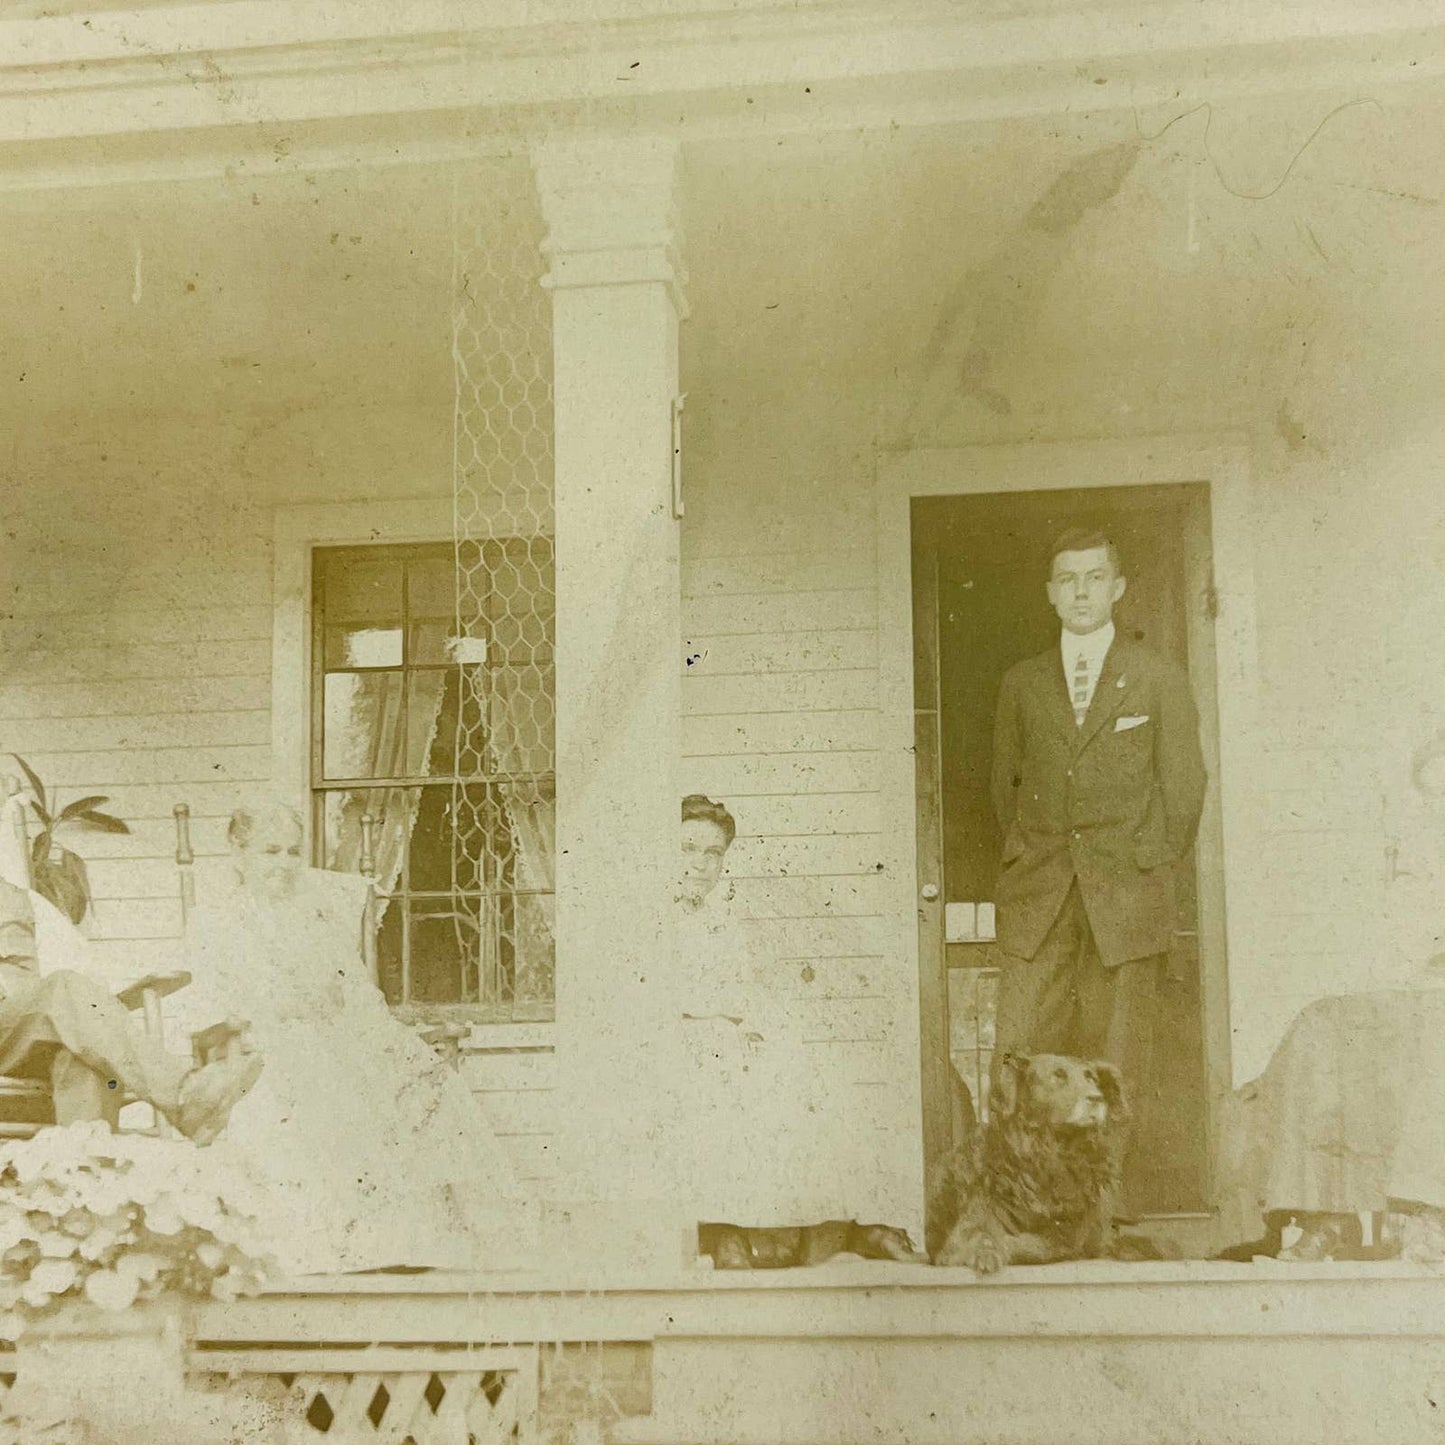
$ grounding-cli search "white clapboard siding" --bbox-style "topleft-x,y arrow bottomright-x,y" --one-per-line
806,1038 -> 893,1083
728,874 -> 886,920
725,791 -> 883,839
1,606 -> 272,651
766,956 -> 891,998
35,817 -> 232,862
460,1049 -> 558,1096
85,896 -> 185,939
0,675 -> 271,721
682,709 -> 879,758
725,834 -> 887,878
10,639 -> 271,683
779,995 -> 893,1042
679,752 -> 878,797
681,590 -> 875,637
683,668 -> 877,715
1,567 -> 269,619
12,746 -> 271,787
77,781 -> 261,821
683,630 -> 876,676
2,710 -> 270,756
683,549 -> 875,596
741,915 -> 888,961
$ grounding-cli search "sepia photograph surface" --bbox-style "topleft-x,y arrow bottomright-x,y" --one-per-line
0,2 -> 1443,1440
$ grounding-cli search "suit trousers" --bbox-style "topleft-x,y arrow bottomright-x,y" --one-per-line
0,969 -> 188,1125
993,882 -> 1162,1213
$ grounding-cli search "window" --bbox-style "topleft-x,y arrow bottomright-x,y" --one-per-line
311,540 -> 555,1021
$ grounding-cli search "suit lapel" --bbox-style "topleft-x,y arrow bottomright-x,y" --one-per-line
1075,640 -> 1134,751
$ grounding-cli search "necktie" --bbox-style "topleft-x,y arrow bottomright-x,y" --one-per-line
1072,652 -> 1090,727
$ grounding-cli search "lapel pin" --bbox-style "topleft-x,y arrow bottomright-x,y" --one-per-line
1116,676 -> 1126,688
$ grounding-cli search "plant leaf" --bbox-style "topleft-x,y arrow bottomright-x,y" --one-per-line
57,796 -> 111,822
34,853 -> 90,925
10,755 -> 46,816
72,811 -> 130,836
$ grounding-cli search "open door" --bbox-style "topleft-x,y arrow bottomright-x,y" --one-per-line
914,483 -> 1223,1223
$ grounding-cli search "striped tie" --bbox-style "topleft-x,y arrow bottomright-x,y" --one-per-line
1072,652 -> 1090,727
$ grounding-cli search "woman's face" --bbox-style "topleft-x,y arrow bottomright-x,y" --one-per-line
235,812 -> 305,901
679,818 -> 730,908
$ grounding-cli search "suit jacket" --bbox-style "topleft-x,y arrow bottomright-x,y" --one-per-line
991,636 -> 1207,968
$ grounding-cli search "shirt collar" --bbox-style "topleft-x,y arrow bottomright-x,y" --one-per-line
1060,618 -> 1115,670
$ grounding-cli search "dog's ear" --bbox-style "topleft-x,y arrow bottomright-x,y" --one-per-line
991,1053 -> 1027,1118
1092,1061 -> 1127,1114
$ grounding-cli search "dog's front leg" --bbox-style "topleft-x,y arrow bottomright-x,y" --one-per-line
1003,1231 -> 1057,1265
935,1197 -> 1012,1276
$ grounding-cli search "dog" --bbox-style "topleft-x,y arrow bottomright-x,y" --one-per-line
701,1219 -> 923,1269
926,1052 -> 1136,1274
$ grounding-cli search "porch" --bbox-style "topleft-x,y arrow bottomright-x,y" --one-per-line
117,1257 -> 1445,1443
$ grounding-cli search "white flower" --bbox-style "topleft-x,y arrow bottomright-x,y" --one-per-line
36,1232 -> 77,1260
21,1258 -> 77,1306
83,1267 -> 139,1312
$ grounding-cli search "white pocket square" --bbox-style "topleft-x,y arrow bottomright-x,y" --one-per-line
1114,714 -> 1150,732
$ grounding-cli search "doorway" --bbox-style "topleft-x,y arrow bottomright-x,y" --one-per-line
913,483 -> 1222,1221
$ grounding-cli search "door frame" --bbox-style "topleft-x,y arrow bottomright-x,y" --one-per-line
876,434 -> 1261,1215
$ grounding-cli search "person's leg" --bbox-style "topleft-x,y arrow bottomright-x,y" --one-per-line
1074,945 -> 1163,1215
0,971 -> 262,1142
992,885 -> 1089,1097
0,971 -> 189,1117
51,1049 -> 122,1128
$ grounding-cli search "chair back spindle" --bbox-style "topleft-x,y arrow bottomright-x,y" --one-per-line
359,811 -> 381,987
173,803 -> 195,926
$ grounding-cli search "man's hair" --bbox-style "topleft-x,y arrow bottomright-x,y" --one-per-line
1048,527 -> 1122,577
227,801 -> 304,849
682,794 -> 736,848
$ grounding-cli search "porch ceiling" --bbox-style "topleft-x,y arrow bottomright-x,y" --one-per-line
1,76 -> 1442,447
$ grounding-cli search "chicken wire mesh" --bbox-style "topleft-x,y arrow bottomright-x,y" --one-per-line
448,158 -> 557,1018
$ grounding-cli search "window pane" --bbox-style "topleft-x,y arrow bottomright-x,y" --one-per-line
321,553 -> 403,620
321,554 -> 404,669
408,670 -> 453,778
319,785 -> 422,892
322,672 -> 405,780
408,784 -> 493,895
407,553 -> 457,618
325,625 -> 403,670
490,663 -> 555,775
409,619 -> 457,666
409,898 -> 478,1005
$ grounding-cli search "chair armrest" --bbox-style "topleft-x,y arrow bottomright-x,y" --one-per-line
191,1019 -> 248,1063
115,971 -> 192,1011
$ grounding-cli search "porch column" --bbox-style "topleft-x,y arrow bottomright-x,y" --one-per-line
534,137 -> 687,1231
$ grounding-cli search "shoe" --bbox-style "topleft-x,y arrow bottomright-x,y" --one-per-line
176,1052 -> 265,1146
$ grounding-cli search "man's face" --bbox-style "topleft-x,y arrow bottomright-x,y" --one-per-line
1047,545 -> 1126,636
680,819 -> 730,908
236,811 -> 305,901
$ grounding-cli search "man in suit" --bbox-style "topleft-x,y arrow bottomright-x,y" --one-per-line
991,527 -> 1207,1144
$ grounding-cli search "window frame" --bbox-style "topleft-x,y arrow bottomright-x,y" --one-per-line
271,499 -> 556,1038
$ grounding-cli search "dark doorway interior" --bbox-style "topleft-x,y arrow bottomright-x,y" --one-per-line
913,483 -> 1217,1219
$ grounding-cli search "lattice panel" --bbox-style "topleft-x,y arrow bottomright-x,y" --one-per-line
201,1355 -> 537,1445
450,157 -> 556,1016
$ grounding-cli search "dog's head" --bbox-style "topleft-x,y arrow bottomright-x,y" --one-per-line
991,1053 -> 1126,1132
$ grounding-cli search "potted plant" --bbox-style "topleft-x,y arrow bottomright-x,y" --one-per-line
8,755 -> 130,925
